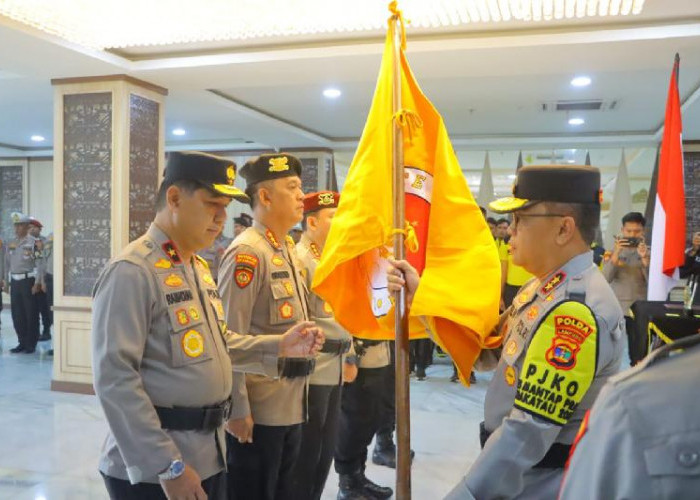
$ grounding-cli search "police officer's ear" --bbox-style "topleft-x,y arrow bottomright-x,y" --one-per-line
555,215 -> 578,246
255,181 -> 275,211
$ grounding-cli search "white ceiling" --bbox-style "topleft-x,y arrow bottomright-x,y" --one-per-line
0,0 -> 699,187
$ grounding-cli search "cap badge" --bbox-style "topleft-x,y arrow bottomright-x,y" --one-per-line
269,156 -> 290,172
318,192 -> 335,206
227,165 -> 235,185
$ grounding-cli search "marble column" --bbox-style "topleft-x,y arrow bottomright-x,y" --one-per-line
50,75 -> 167,393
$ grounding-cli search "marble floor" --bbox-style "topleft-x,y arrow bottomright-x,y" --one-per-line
0,309 -> 489,500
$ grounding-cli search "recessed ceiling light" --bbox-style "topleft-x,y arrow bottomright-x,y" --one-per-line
507,174 -> 517,179
567,159 -> 576,163
172,128 -> 186,136
568,118 -> 585,126
571,76 -> 592,87
30,135 -> 45,142
323,88 -> 341,99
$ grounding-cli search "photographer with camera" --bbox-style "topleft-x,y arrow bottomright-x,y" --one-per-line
602,212 -> 650,313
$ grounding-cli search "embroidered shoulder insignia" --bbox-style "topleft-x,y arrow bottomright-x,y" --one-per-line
162,241 -> 183,265
265,230 -> 281,250
541,271 -> 567,295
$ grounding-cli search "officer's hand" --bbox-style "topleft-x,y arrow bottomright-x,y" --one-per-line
637,239 -> 649,262
693,232 -> 700,251
40,283 -> 47,293
386,258 -> 420,308
342,362 -> 358,383
31,283 -> 41,295
226,415 -> 254,444
280,321 -> 325,357
159,463 -> 207,500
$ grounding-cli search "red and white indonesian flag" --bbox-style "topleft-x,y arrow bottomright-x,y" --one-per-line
648,54 -> 686,300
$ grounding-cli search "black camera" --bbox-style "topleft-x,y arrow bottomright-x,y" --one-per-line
625,237 -> 641,247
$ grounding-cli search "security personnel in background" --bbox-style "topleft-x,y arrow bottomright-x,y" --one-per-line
28,217 -> 51,340
334,339 -> 394,499
0,234 -> 5,333
197,228 -> 232,281
3,213 -> 45,354
289,191 -> 358,500
389,165 -> 625,499
92,151 -> 323,500
218,153 -> 314,500
43,231 -> 54,340
233,213 -> 253,237
560,333 -> 700,499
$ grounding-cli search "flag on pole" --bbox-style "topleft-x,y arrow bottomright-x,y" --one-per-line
312,15 -> 501,382
648,54 -> 686,300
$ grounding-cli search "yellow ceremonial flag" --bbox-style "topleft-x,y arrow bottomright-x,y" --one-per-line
312,19 -> 501,382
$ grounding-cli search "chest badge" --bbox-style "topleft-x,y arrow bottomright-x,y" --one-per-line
182,330 -> 204,358
175,309 -> 190,326
283,281 -> 295,296
155,258 -> 172,269
505,339 -> 518,356
164,274 -> 184,288
279,301 -> 294,319
504,365 -> 516,387
189,307 -> 200,321
272,255 -> 285,267
527,305 -> 539,321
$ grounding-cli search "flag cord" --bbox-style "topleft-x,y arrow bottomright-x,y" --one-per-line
393,109 -> 423,144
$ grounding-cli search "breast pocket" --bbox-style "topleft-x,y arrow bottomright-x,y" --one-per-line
270,281 -> 298,326
167,301 -> 213,368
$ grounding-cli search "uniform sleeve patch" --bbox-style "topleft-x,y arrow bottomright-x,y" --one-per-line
234,266 -> 254,288
514,301 -> 598,426
236,253 -> 259,268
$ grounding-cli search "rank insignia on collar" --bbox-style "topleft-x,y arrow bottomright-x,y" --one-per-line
162,241 -> 182,265
269,156 -> 290,172
175,308 -> 190,326
182,330 -> 204,358
155,258 -> 172,269
164,274 -> 184,288
272,255 -> 285,267
309,242 -> 321,260
265,230 -> 281,250
279,301 -> 294,319
540,271 -> 566,295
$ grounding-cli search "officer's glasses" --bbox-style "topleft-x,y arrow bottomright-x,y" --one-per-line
511,211 -> 567,232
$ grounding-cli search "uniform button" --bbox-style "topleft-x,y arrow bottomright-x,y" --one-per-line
677,450 -> 699,468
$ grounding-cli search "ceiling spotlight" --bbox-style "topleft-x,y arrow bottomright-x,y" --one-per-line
172,128 -> 186,136
568,118 -> 585,126
571,76 -> 592,87
30,135 -> 45,142
323,88 -> 342,99
567,159 -> 576,163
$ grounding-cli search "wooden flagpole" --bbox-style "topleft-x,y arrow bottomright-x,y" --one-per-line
390,7 -> 411,499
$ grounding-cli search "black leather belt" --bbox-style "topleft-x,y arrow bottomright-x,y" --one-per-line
479,421 -> 571,469
155,399 -> 231,432
320,339 -> 352,355
279,357 -> 316,378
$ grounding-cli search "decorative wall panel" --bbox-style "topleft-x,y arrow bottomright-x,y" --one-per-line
685,151 -> 700,246
0,166 -> 23,243
128,94 -> 159,241
63,92 -> 112,297
301,157 -> 319,194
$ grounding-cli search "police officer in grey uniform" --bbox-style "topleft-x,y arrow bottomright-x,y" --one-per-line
0,234 -> 5,334
218,153 -> 315,500
334,339 -> 394,499
289,191 -> 358,500
389,165 -> 625,499
3,212 -> 45,354
92,151 -> 324,500
560,332 -> 700,499
28,217 -> 51,340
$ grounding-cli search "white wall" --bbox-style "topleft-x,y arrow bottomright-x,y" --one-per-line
27,158 -> 54,235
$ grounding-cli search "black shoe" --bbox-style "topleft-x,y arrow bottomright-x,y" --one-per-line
39,332 -> 51,341
416,367 -> 426,381
10,345 -> 24,353
23,348 -> 36,354
359,472 -> 393,499
48,349 -> 54,356
470,371 -> 477,384
372,434 -> 415,469
450,373 -> 459,383
337,472 -> 377,500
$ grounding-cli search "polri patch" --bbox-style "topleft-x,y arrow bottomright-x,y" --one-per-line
182,330 -> 204,358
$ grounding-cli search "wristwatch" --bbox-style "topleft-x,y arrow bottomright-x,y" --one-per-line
158,459 -> 185,481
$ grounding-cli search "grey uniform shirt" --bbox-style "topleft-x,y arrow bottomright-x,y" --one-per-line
447,251 -> 625,500
92,224 -> 282,485
560,334 -> 700,500
602,248 -> 648,313
219,222 -> 310,426
296,234 -> 354,386
4,234 -> 45,285
44,233 -> 54,275
197,234 -> 232,279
